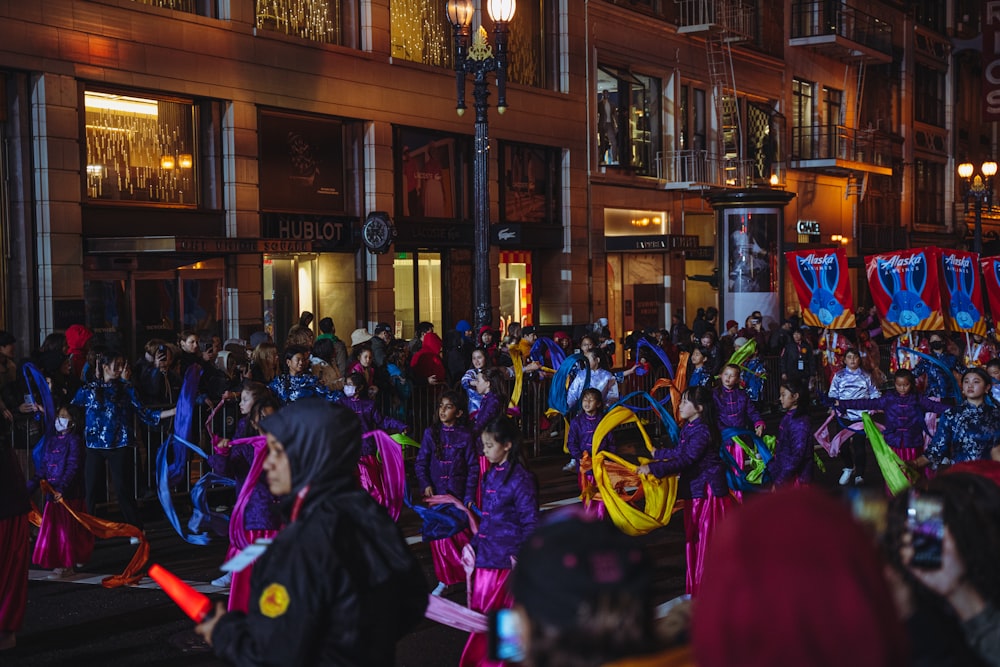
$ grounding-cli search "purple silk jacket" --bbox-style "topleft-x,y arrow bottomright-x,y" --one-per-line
472,461 -> 538,569
767,410 -> 813,487
27,432 -> 86,500
648,419 -> 726,498
415,424 -> 476,503
472,391 -> 503,436
838,393 -> 948,449
714,386 -> 765,431
340,396 -> 407,457
566,412 -> 615,460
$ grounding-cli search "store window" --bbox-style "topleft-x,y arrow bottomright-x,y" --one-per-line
255,0 -> 349,45
396,127 -> 468,221
84,90 -> 198,206
393,252 -> 443,339
481,0 -> 554,89
499,142 -> 559,223
597,66 -> 661,176
914,159 -> 944,226
390,0 -> 453,67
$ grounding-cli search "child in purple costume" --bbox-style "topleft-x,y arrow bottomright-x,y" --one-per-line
639,386 -> 730,596
340,373 -> 407,509
835,369 -> 948,467
27,405 -> 93,577
460,416 -> 538,667
567,388 -> 615,517
767,380 -> 814,487
415,390 -> 476,595
467,367 -> 507,507
714,364 -> 765,500
209,384 -> 281,610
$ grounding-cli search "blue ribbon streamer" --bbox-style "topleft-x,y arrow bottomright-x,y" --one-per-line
168,364 -> 203,485
530,337 -> 567,371
403,495 -> 471,541
547,353 -> 588,417
157,432 -> 216,545
900,346 -> 962,402
188,472 -> 237,537
635,338 -> 675,379
610,391 -> 680,446
720,427 -> 774,492
22,362 -> 56,473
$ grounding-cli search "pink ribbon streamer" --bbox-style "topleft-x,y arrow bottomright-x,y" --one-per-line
227,435 -> 269,551
364,430 -> 406,521
425,595 -> 488,634
814,413 -> 883,457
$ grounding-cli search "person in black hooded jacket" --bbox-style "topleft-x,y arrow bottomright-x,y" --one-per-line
196,398 -> 427,666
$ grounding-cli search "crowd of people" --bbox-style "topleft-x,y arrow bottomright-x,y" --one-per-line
2,304 -> 1000,666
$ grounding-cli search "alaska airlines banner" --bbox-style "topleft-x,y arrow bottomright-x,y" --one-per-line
939,249 -> 986,335
785,248 -> 856,329
980,256 -> 1000,328
865,247 -> 945,337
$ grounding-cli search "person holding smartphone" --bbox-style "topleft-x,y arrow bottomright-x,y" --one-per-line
893,469 -> 1000,667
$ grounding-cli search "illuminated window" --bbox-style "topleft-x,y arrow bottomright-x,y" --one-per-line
393,252 -> 443,338
84,90 -> 198,206
255,0 -> 346,45
391,0 -> 453,67
597,66 -> 661,176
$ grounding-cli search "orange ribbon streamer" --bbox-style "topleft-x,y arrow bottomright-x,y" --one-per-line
29,479 -> 149,588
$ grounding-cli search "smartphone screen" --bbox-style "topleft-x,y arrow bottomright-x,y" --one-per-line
488,609 -> 525,663
907,491 -> 945,569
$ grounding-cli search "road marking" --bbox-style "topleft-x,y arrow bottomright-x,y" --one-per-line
30,569 -> 229,594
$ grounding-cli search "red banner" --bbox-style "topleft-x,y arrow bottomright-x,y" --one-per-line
981,256 -> 1000,327
785,247 -> 856,329
865,247 -> 944,338
939,249 -> 986,335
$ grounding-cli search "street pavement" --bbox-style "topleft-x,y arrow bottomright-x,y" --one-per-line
5,406 -> 859,667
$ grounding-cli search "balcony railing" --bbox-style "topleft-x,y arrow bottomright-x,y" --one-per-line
791,125 -> 891,167
675,0 -> 756,39
657,150 -> 757,188
790,1 -> 892,55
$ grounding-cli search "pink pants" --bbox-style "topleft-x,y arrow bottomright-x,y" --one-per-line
685,485 -> 731,596
459,567 -> 512,667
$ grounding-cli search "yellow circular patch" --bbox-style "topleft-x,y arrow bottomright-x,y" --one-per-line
258,583 -> 290,618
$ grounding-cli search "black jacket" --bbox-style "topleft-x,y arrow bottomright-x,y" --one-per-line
211,399 -> 427,666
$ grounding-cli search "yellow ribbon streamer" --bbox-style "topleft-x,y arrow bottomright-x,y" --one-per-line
509,346 -> 524,407
591,406 -> 678,536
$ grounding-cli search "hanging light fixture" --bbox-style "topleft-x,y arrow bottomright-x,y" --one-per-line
160,155 -> 176,170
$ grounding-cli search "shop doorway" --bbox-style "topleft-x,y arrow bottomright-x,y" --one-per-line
607,253 -> 670,367
499,251 -> 533,335
683,212 -> 718,327
392,251 -> 443,340
264,253 -> 357,347
83,259 -> 224,359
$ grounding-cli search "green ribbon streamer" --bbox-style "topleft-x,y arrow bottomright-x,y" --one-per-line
862,412 -> 917,496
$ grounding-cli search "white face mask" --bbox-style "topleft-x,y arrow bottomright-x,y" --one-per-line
343,385 -> 357,397
55,417 -> 71,432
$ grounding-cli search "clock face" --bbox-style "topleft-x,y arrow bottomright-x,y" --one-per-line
362,213 -> 394,253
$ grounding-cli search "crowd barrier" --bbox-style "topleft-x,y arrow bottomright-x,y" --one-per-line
11,344 -> 897,511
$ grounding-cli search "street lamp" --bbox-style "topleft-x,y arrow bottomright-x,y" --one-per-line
958,159 -> 997,255
447,0 -> 516,331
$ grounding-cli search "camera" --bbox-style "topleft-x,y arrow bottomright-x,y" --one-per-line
907,490 -> 945,569
156,345 -> 167,355
488,609 -> 525,662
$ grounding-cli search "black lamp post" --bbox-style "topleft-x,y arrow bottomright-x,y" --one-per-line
446,0 -> 516,331
958,159 -> 998,255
